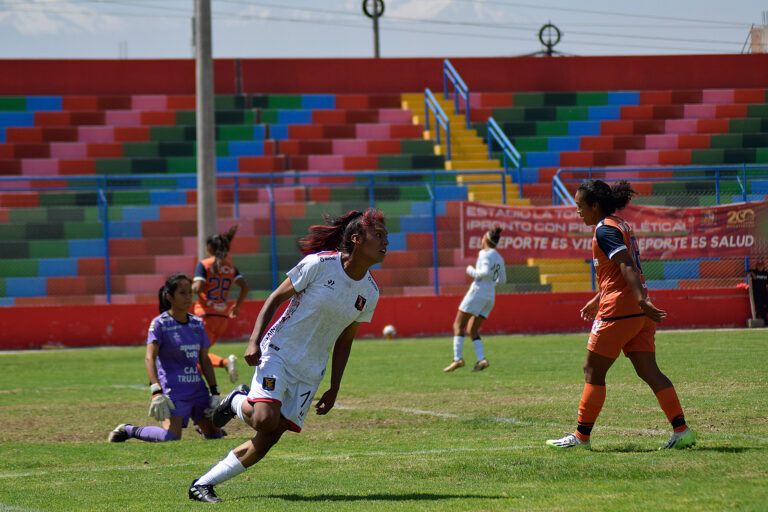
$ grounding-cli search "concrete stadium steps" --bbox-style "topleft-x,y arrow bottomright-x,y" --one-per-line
0,92 -> 442,179
461,87 -> 768,203
0,197 -> 483,304
401,92 -> 520,204
526,258 -> 592,291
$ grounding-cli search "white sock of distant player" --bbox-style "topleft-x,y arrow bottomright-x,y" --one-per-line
195,450 -> 246,486
232,394 -> 247,423
472,338 -> 485,361
453,335 -> 464,361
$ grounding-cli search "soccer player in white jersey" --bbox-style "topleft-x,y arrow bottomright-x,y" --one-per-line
444,226 -> 506,373
188,208 -> 387,503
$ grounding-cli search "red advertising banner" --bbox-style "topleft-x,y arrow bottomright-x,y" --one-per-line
461,201 -> 768,261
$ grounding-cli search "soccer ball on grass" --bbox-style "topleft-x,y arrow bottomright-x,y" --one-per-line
382,324 -> 396,340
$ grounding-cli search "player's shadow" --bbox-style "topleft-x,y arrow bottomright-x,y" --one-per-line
597,445 -> 752,454
233,492 -> 507,503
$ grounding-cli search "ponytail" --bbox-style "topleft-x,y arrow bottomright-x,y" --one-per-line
298,208 -> 386,256
577,179 -> 636,215
486,226 -> 502,248
206,225 -> 238,273
158,272 -> 191,313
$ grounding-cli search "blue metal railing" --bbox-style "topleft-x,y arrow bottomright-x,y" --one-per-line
97,186 -> 112,303
552,164 -> 768,292
487,117 -> 523,199
551,164 -> 768,206
424,88 -> 451,161
0,169 -> 511,299
442,59 -> 470,129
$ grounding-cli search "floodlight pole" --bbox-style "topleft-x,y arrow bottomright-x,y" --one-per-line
195,0 -> 217,260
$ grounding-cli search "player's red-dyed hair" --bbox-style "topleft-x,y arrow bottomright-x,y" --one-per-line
298,208 -> 385,256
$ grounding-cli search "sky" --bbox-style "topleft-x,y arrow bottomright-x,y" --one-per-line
0,0 -> 766,60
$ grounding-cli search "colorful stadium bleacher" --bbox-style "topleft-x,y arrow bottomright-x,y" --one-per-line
2,83 -> 768,306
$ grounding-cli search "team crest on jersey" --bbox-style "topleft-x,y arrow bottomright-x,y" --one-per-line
354,295 -> 367,311
262,377 -> 276,391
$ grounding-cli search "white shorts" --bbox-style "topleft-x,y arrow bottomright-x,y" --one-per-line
246,357 -> 318,432
458,286 -> 494,318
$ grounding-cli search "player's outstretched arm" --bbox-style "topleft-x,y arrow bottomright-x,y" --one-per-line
244,278 -> 296,366
315,322 -> 360,415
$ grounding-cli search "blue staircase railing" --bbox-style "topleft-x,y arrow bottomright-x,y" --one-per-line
424,88 -> 451,161
487,117 -> 523,199
442,59 -> 470,130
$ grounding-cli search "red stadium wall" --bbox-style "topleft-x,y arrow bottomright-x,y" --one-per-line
0,288 -> 750,350
1,54 -> 767,95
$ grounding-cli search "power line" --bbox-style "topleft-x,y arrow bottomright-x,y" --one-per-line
451,0 -> 752,27
1,0 -> 746,53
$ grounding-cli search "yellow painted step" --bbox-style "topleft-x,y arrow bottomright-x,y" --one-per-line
537,261 -> 591,274
527,258 -> 589,265
465,182 -> 519,191
456,173 -> 514,183
438,148 -> 488,158
467,192 -> 530,205
540,273 -> 589,284
551,281 -> 593,292
447,160 -> 503,171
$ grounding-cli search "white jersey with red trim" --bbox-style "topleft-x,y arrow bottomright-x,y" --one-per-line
259,252 -> 379,382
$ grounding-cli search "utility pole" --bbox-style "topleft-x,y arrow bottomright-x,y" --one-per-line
195,0 -> 216,260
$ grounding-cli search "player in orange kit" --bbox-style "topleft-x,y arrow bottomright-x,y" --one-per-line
546,179 -> 695,450
193,225 -> 249,383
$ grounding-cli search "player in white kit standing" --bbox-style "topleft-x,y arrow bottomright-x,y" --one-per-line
188,208 -> 387,503
444,226 -> 506,373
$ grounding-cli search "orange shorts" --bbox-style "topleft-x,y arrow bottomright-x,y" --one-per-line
202,315 -> 228,345
587,314 -> 656,359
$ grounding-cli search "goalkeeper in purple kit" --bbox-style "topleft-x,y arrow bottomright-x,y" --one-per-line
107,273 -> 225,443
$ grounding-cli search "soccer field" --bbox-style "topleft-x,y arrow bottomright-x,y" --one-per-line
1,330 -> 767,511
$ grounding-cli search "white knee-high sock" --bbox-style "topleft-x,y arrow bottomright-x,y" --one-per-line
453,335 -> 464,360
232,394 -> 247,423
196,450 -> 247,486
472,338 -> 485,361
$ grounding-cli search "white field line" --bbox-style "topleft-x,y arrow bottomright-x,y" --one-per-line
0,504 -> 44,512
2,399 -> 767,480
0,445 -> 537,480
1,327 -> 763,355
337,404 -> 768,442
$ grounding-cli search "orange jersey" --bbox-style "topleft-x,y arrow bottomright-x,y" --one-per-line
593,215 -> 647,320
193,256 -> 242,317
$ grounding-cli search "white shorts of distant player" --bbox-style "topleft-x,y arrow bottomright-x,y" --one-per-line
246,357 -> 318,432
458,285 -> 494,319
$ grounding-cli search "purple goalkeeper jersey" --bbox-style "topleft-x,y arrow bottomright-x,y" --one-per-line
147,311 -> 211,401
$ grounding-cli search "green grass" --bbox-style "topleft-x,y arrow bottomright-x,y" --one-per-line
1,330 -> 767,511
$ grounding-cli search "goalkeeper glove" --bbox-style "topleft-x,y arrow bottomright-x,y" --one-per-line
148,383 -> 175,421
204,384 -> 221,419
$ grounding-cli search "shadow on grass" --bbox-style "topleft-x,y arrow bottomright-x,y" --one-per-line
596,445 -> 755,454
231,492 -> 508,503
